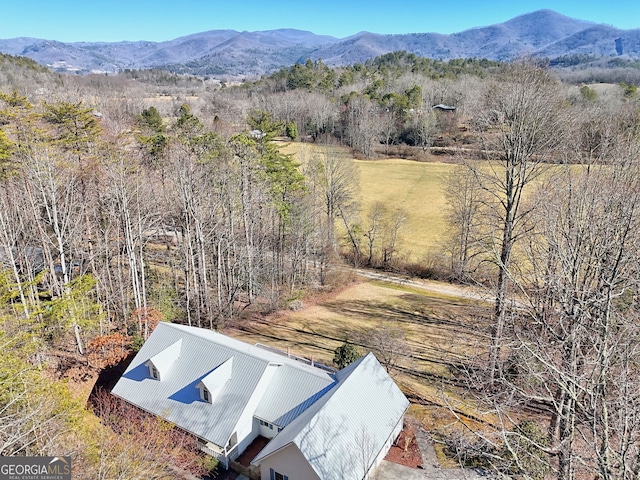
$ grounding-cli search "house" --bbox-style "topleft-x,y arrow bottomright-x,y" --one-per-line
111,322 -> 409,479
432,104 -> 456,112
251,352 -> 408,480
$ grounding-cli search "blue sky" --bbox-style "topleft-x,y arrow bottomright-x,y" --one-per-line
1,0 -> 638,42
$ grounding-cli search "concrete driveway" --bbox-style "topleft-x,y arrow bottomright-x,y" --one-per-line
372,460 -> 429,479
373,461 -> 489,479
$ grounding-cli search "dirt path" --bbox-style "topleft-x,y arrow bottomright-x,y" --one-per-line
351,268 -> 493,304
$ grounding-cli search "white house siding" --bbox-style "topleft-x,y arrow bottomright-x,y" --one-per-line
234,429 -> 256,461
260,444 -> 321,480
259,420 -> 278,438
234,363 -> 279,454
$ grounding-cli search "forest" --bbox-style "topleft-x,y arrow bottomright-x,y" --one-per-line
1,50 -> 640,479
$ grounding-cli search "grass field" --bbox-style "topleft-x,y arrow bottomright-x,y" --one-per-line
251,142 -> 527,462
226,274 -> 499,462
280,141 -> 459,262
356,158 -> 455,262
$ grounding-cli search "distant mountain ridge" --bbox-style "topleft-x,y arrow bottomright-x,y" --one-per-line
0,10 -> 637,76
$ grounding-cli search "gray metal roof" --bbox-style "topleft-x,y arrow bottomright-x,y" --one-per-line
251,353 -> 410,480
254,364 -> 335,427
111,323 -> 335,448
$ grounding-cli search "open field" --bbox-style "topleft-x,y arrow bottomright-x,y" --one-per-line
282,141 -> 565,265
281,141 -> 461,262
225,273 -> 503,461
355,158 -> 455,262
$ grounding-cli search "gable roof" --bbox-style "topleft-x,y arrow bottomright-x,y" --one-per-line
251,353 -> 410,480
255,364 -> 336,427
145,338 -> 182,379
198,357 -> 233,393
111,322 -> 335,448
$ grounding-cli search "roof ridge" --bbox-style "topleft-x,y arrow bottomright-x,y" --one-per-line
250,352 -> 386,472
160,323 -> 334,378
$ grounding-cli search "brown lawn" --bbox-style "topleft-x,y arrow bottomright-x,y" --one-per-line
224,274 -> 500,463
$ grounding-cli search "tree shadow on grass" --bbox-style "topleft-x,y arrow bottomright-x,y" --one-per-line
322,294 -> 491,371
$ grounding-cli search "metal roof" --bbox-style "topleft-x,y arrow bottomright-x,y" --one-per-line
251,353 -> 410,480
147,338 -> 182,379
199,357 -> 233,393
254,364 -> 335,427
111,322 -> 335,448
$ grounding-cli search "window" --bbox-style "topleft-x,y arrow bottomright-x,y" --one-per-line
269,469 -> 288,480
203,388 -> 210,402
151,366 -> 159,379
259,419 -> 274,429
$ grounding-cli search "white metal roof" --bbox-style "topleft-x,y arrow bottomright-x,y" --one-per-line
199,357 -> 233,393
147,338 -> 182,379
111,322 -> 335,448
254,364 -> 336,427
251,353 -> 410,480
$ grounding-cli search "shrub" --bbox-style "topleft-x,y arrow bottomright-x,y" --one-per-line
333,341 -> 362,369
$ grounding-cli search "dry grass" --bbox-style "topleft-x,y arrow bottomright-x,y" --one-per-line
260,141 -> 534,453
211,140 -> 566,468
355,158 -> 456,262
225,276 -> 498,454
279,141 -> 460,262
281,141 -> 560,265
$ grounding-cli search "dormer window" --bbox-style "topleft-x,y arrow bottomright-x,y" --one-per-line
144,338 -> 182,381
197,357 -> 233,404
145,360 -> 162,380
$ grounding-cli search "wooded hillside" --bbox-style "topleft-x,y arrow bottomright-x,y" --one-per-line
1,52 -> 640,479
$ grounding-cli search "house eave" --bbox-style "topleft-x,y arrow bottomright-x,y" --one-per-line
110,390 -> 230,449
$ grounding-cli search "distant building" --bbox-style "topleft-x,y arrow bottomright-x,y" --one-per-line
112,322 -> 409,479
433,104 -> 456,112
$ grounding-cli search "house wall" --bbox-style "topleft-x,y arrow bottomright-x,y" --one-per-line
258,419 -> 278,438
233,419 -> 261,462
259,444 -> 320,480
234,364 -> 279,456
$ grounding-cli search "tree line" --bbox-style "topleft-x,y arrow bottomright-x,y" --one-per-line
0,92 -> 365,340
0,87 -> 360,476
442,61 -> 640,480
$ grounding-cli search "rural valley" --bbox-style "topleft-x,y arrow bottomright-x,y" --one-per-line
1,8 -> 640,480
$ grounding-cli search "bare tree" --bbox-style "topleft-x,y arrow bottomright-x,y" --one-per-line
518,135 -> 640,480
406,109 -> 438,150
472,110 -> 640,480
363,202 -> 386,266
466,61 -> 566,384
380,206 -> 406,268
360,324 -> 409,374
343,94 -> 381,158
443,165 -> 486,280
361,202 -> 407,268
309,147 -> 360,253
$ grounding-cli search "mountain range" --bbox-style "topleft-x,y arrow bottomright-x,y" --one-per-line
0,10 -> 638,77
